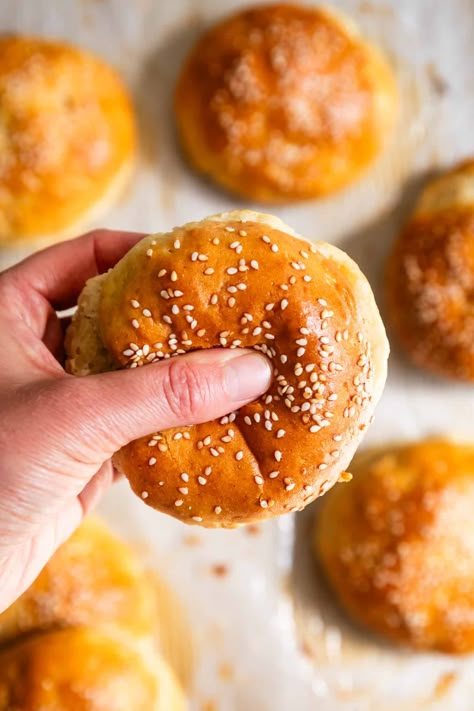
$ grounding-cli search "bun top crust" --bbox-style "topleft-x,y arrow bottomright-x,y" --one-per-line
69,210 -> 388,527
316,440 -> 474,653
0,517 -> 157,645
0,35 -> 136,242
174,3 -> 397,202
0,627 -> 185,711
386,160 -> 474,381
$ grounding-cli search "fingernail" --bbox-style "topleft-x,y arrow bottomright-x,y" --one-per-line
224,352 -> 273,402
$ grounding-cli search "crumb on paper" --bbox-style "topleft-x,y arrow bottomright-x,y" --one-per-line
338,471 -> 353,482
217,661 -> 234,681
433,672 -> 457,700
210,563 -> 229,578
426,63 -> 450,96
358,1 -> 394,16
201,701 -> 218,711
246,524 -> 262,536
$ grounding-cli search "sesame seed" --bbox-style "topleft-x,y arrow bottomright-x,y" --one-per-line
210,448 -> 219,457
174,290 -> 184,297
318,298 -> 328,306
297,347 -> 306,358
253,327 -> 262,336
141,491 -> 149,499
178,487 -> 189,495
146,248 -> 153,257
225,226 -> 235,232
183,304 -> 194,311
334,434 -> 343,441
181,473 -> 189,482
260,499 -> 269,508
235,450 -> 244,461
228,297 -> 236,307
174,239 -> 181,249
211,294 -> 218,304
265,421 -> 272,431
131,299 -> 140,308
214,506 -> 222,514
142,309 -> 152,318
318,463 -> 328,470
300,250 -> 309,259
274,450 -> 282,462
212,237 -> 220,245
192,516 -> 203,522
304,485 -> 313,493
271,244 -> 279,253
171,305 -> 179,315
276,429 -> 286,438
203,436 -> 212,445
262,235 -> 271,244
310,425 -> 320,433
280,354 -> 288,364
204,267 -> 214,275
197,329 -> 206,337
175,500 -> 183,507
198,476 -> 207,485
123,349 -> 134,356
205,466 -> 212,476
285,480 -> 295,491
198,254 -> 208,262
269,471 -> 279,478
132,319 -> 139,328
244,416 -> 252,425
250,260 -> 259,269
160,290 -> 169,300
255,475 -> 264,485
254,413 -> 261,423
171,270 -> 178,282
158,269 -> 167,278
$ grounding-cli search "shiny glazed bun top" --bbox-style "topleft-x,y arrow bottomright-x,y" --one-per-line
386,159 -> 474,382
316,439 -> 474,653
175,3 -> 397,202
66,211 -> 388,528
0,35 -> 136,244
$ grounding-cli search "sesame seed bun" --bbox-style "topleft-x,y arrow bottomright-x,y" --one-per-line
0,517 -> 157,646
66,210 -> 388,527
315,439 -> 474,653
174,3 -> 397,203
386,159 -> 474,382
0,627 -> 186,711
0,35 -> 136,245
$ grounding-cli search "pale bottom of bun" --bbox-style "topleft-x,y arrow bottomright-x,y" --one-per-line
0,158 -> 134,252
66,273 -> 115,376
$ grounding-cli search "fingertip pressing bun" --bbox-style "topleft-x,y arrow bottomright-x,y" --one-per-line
315,439 -> 474,653
0,517 -> 157,646
386,159 -> 474,381
174,3 -> 397,203
66,210 -> 388,527
0,35 -> 136,245
0,627 -> 186,711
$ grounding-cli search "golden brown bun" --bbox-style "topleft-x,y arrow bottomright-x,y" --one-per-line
0,627 -> 186,711
315,439 -> 474,653
66,210 -> 388,527
386,159 -> 474,381
0,35 -> 136,244
174,3 -> 397,203
0,517 -> 157,646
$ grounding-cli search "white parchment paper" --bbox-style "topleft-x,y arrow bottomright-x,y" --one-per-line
1,1 -> 474,709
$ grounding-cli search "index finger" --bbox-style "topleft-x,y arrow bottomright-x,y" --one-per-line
3,229 -> 146,310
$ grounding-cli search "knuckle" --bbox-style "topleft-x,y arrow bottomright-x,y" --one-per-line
161,358 -> 212,423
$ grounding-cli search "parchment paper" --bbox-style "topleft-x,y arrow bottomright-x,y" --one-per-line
1,1 -> 473,709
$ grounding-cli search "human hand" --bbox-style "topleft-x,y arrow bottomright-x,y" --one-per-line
0,230 -> 272,613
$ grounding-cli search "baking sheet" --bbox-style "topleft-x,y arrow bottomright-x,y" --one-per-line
1,1 -> 474,709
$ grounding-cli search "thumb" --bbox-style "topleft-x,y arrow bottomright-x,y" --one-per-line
52,348 -> 273,462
